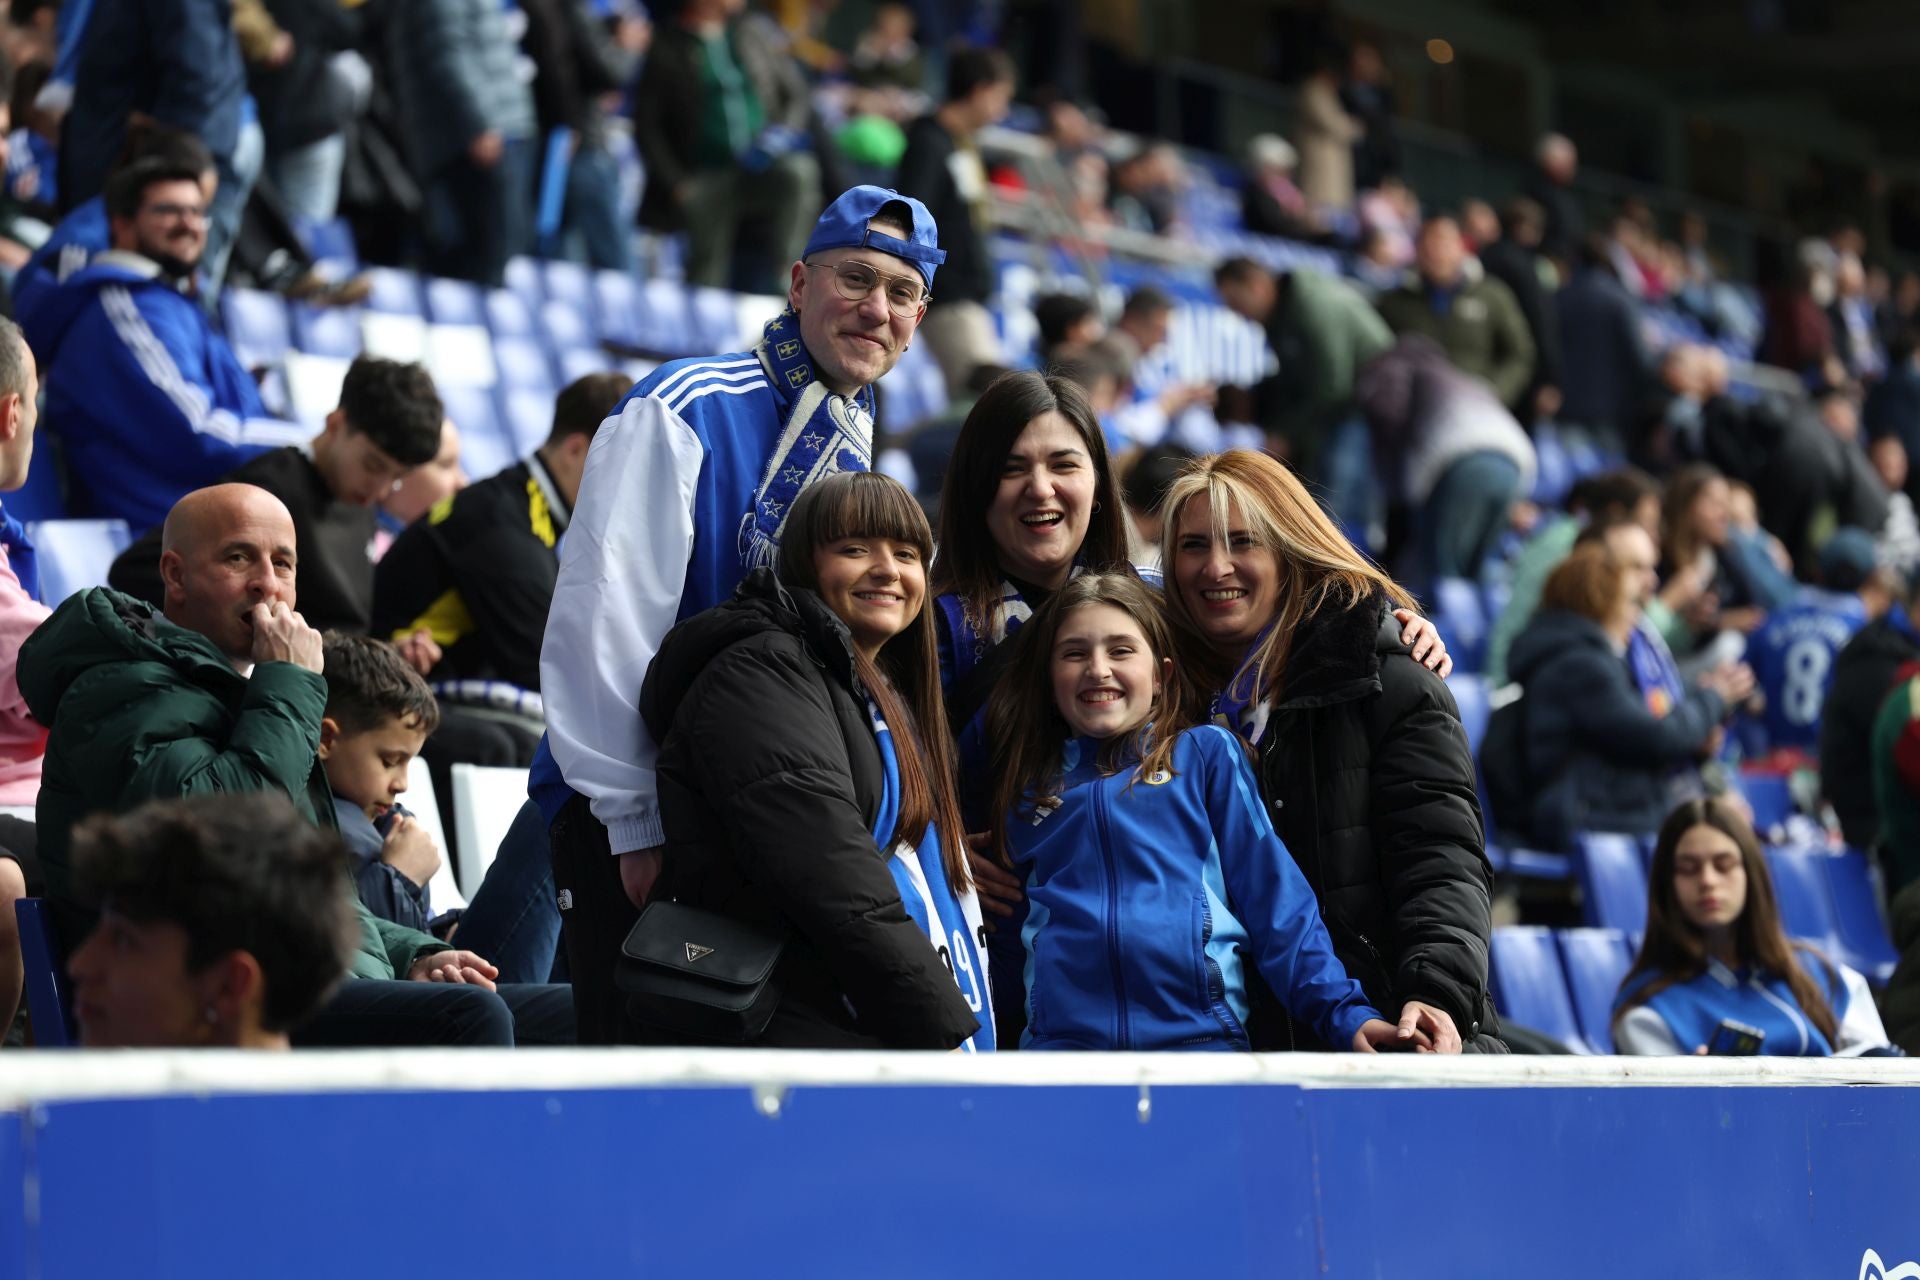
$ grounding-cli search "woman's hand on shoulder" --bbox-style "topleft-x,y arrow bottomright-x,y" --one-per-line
1392,608 -> 1453,679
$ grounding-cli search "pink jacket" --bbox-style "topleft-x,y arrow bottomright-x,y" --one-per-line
0,543 -> 50,806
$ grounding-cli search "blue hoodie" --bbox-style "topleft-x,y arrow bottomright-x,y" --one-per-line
13,196 -> 107,334
28,251 -> 307,532
1004,723 -> 1382,1051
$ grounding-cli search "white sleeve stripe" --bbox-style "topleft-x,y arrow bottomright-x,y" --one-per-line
102,286 -> 216,425
103,286 -> 302,447
652,356 -> 761,403
668,379 -> 769,410
658,368 -> 768,412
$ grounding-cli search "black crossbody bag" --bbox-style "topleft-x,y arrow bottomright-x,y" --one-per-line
616,900 -> 789,1043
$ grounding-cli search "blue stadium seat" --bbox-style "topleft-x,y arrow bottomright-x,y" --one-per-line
27,519 -> 133,606
1450,674 -> 1490,757
543,260 -> 594,314
595,270 -> 644,349
501,388 -> 557,456
14,898 -> 72,1047
1556,927 -> 1634,1053
425,277 -> 487,327
1576,831 -> 1649,934
485,287 -> 537,337
1733,771 -> 1794,836
493,335 -> 557,397
1825,847 -> 1899,984
221,288 -> 292,366
1430,577 -> 1487,673
557,348 -> 618,385
1764,843 -> 1842,953
363,266 -> 423,316
1489,926 -> 1590,1053
438,386 -> 514,481
505,256 -> 545,308
289,303 -> 364,358
636,278 -> 691,354
689,286 -> 740,353
540,300 -> 594,352
1531,426 -> 1573,507
303,217 -> 359,272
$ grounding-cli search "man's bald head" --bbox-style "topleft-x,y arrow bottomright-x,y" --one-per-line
158,485 -> 300,665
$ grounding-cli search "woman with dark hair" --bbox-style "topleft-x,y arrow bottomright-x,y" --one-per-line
1159,449 -> 1489,1052
1614,798 -> 1891,1055
636,471 -> 989,1049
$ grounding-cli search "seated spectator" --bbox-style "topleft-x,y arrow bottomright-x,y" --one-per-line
1865,331 -> 1920,505
1657,464 -> 1767,655
67,793 -> 358,1049
631,0 -> 820,292
1759,258 -> 1837,382
1614,797 -> 1892,1056
1501,543 -> 1751,850
374,372 -> 625,703
25,156 -> 307,533
109,356 -> 445,632
1355,175 -> 1418,274
379,417 -> 466,543
319,633 -> 446,932
1105,285 -> 1215,449
1375,215 -> 1536,411
1033,291 -> 1103,364
1572,517 -> 1693,727
1869,435 -> 1920,580
1240,133 -> 1324,243
1485,467 -> 1662,686
18,483 -> 572,1045
1829,252 -> 1885,382
1823,572 -> 1920,849
385,0 -> 536,287
1108,142 -> 1187,238
1743,529 -> 1887,759
0,314 -> 44,1038
846,2 -> 927,106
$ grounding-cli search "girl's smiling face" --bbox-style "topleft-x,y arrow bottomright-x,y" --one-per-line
1049,602 -> 1170,740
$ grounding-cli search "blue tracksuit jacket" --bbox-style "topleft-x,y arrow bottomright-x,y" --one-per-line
1005,723 -> 1382,1051
27,252 -> 306,531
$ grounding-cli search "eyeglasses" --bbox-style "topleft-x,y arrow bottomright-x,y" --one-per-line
810,261 -> 930,318
142,202 -> 207,224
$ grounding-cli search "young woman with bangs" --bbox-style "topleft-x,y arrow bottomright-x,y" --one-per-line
636,471 -> 991,1049
1159,449 -> 1496,1053
1614,798 -> 1891,1056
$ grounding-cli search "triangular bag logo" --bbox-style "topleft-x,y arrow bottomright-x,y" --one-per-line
685,943 -> 715,963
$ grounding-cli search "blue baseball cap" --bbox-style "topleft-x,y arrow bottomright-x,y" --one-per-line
1819,526 -> 1880,593
802,185 -> 947,289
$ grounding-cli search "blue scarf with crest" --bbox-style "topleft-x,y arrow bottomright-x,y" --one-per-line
738,309 -> 877,570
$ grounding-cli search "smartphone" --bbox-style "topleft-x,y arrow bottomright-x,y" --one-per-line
1706,1018 -> 1766,1056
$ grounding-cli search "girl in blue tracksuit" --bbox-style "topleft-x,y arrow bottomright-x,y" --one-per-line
984,569 -> 1422,1053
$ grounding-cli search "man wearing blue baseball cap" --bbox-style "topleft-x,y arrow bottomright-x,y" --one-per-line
537,185 -> 947,1042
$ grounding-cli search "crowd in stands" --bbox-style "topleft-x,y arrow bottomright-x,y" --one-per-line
0,0 -> 1915,1065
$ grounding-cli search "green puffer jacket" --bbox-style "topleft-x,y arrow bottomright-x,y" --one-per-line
17,588 -> 447,980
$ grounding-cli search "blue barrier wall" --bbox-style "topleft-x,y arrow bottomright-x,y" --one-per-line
3,1055 -> 1917,1279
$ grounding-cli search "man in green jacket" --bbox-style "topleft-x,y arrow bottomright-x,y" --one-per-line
21,484 -> 569,1044
1376,216 -> 1538,412
1216,256 -> 1393,516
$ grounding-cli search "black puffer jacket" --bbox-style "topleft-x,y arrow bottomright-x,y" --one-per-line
1820,616 -> 1920,848
1252,592 -> 1501,1051
638,569 -> 979,1050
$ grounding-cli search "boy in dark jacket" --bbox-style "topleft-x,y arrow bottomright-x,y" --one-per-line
319,633 -> 444,932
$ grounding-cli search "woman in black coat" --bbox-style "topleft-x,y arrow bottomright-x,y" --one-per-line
637,472 -> 986,1049
1160,449 -> 1498,1052
1506,543 -> 1751,851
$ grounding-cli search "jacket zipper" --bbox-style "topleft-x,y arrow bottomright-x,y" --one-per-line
1092,773 -> 1131,1049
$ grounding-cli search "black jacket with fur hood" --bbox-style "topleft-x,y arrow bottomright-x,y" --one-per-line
1250,591 -> 1502,1051
639,568 -> 980,1050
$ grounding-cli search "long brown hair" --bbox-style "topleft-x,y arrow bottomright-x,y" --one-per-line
777,471 -> 970,894
1158,449 -> 1416,704
985,571 -> 1194,861
1612,798 -> 1839,1044
1661,462 -> 1725,571
931,370 -> 1133,629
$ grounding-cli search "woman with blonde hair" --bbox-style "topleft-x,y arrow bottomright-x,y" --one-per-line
1160,448 -> 1495,1052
